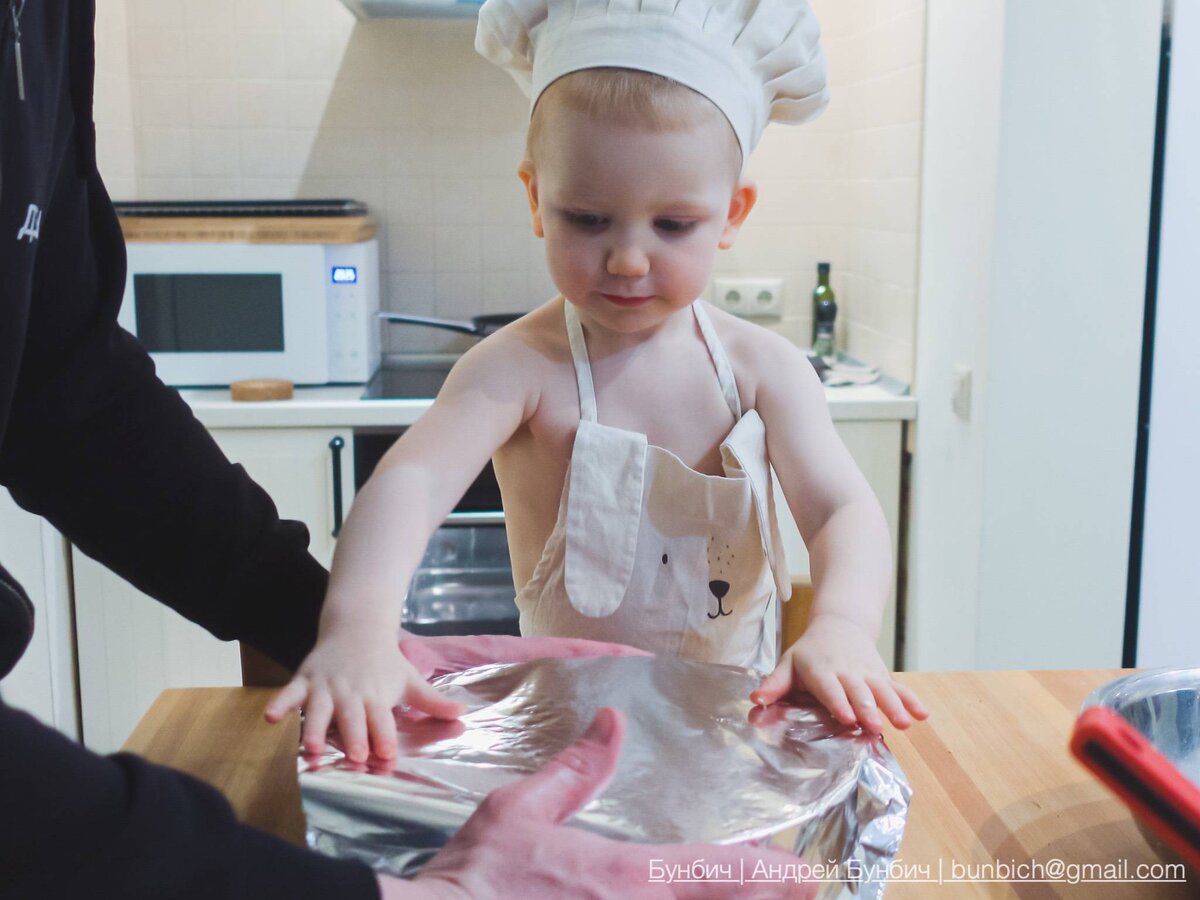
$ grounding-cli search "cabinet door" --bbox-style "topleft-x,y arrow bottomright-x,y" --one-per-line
772,420 -> 903,667
74,427 -> 352,753
0,490 -> 77,738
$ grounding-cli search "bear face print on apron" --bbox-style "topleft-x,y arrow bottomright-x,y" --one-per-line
515,301 -> 792,674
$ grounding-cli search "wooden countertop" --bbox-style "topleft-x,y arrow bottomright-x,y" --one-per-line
123,670 -> 1195,897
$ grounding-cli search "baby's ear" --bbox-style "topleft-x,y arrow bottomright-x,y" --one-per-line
719,177 -> 757,250
517,161 -> 544,238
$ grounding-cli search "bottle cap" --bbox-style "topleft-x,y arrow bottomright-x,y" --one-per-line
817,262 -> 830,276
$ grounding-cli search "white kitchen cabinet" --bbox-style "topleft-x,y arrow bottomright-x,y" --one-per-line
74,427 -> 353,753
0,490 -> 77,738
773,419 -> 905,668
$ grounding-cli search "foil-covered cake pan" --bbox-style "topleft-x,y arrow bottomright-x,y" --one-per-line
300,655 -> 911,898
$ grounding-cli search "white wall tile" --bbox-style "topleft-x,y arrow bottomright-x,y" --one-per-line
186,31 -> 237,80
191,129 -> 240,176
237,82 -> 290,129
139,128 -> 192,177
233,32 -> 287,80
435,272 -> 483,318
130,29 -> 189,79
239,129 -> 293,177
434,225 -> 482,272
96,2 -> 924,366
189,81 -> 239,129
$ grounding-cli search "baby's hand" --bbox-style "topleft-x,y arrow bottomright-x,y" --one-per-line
750,614 -> 928,733
264,625 -> 463,762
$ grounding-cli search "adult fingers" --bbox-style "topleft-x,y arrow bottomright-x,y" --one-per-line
366,700 -> 399,760
486,708 -> 624,826
301,689 -> 335,755
264,676 -> 308,723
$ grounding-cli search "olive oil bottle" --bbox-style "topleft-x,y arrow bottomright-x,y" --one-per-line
812,262 -> 837,358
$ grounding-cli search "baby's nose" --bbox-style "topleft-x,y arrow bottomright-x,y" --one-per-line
606,243 -> 650,277
709,579 -> 729,600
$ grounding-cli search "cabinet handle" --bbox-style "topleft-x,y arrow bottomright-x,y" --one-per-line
329,436 -> 345,538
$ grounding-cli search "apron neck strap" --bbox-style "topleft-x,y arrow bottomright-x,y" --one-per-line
563,300 -> 743,423
564,302 -> 599,422
692,302 -> 743,419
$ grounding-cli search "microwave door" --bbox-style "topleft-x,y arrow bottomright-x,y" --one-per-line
119,243 -> 330,386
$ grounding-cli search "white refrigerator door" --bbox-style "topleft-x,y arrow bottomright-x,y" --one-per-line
1137,1 -> 1200,667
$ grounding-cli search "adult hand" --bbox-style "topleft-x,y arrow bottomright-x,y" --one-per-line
751,614 -> 928,733
399,632 -> 650,680
377,708 -> 814,900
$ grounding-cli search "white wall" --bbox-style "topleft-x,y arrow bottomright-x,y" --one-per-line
1137,0 -> 1200,667
94,0 -> 924,380
908,0 -> 1161,670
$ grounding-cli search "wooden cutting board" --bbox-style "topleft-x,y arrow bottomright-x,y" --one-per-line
118,215 -> 377,245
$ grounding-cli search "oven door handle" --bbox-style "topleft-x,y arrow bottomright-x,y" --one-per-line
444,511 -> 506,526
329,435 -> 345,538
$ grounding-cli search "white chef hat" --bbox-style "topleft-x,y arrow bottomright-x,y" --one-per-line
475,0 -> 830,165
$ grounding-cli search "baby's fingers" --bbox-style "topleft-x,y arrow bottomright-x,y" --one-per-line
864,676 -> 912,729
336,697 -> 371,763
264,676 -> 309,723
750,661 -> 794,706
806,671 -> 856,725
366,700 -> 399,760
841,676 -> 885,733
892,679 -> 930,720
301,689 -> 335,755
402,677 -> 465,721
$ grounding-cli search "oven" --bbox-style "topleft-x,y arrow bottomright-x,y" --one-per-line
354,382 -> 519,636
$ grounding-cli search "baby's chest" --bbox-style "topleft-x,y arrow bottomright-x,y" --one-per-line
528,362 -> 740,468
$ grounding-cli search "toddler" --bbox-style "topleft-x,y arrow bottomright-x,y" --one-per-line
267,0 -> 928,762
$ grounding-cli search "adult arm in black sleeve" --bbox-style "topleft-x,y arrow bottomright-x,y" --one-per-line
0,696 -> 378,899
0,161 -> 327,671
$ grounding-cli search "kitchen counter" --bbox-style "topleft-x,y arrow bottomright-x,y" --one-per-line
123,669 -> 1192,897
178,380 -> 916,429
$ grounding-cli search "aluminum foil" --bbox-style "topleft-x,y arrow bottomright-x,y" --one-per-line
300,655 -> 911,898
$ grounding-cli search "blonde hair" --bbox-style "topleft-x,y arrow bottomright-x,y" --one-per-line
525,68 -> 742,178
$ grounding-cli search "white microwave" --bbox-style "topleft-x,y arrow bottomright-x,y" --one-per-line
117,236 -> 380,387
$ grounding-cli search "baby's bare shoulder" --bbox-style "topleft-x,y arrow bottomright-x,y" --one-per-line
699,302 -> 809,400
444,298 -> 569,407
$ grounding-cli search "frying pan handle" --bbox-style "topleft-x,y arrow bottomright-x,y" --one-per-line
377,312 -> 480,336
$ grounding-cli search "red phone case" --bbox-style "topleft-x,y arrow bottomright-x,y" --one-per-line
1070,706 -> 1200,871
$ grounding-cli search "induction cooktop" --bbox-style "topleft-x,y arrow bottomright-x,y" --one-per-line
360,356 -> 459,400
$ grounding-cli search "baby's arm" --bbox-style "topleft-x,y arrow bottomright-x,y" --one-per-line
745,332 -> 927,731
265,332 -> 537,760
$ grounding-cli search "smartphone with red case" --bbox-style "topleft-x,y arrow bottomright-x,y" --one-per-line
1071,705 -> 1200,870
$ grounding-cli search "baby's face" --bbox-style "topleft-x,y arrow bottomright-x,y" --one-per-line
519,107 -> 754,335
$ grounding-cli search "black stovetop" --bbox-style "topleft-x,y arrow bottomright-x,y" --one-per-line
361,356 -> 459,400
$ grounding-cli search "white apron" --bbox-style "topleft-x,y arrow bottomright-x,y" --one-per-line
515,301 -> 791,673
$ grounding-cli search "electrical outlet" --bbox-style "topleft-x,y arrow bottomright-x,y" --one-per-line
711,277 -> 784,318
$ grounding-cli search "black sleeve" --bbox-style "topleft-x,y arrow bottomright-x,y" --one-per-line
0,697 -> 379,899
0,161 -> 326,671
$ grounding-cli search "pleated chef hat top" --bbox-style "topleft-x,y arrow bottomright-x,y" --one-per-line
475,0 -> 830,165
